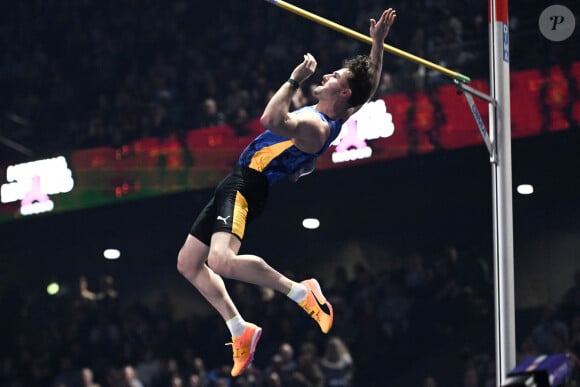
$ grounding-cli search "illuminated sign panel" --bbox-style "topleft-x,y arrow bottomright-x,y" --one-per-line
1,156 -> 75,216
331,99 -> 395,163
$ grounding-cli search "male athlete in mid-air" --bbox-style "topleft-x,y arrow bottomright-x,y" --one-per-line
176,7 -> 396,377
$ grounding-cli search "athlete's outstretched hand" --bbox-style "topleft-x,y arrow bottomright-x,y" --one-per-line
290,53 -> 317,84
370,8 -> 396,42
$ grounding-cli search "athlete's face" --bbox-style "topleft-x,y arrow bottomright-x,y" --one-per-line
312,68 -> 352,102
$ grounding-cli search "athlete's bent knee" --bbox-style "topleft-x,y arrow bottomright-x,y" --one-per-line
207,251 -> 234,278
177,248 -> 197,278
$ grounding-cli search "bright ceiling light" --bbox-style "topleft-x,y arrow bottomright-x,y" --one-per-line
47,282 -> 60,295
302,218 -> 320,230
103,248 -> 121,259
517,184 -> 534,195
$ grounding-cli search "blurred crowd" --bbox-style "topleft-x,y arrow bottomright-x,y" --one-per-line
1,244 -> 579,386
2,0 -> 577,158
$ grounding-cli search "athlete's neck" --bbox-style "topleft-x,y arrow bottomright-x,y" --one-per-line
315,101 -> 349,121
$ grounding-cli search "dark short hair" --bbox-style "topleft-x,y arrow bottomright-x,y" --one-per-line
343,55 -> 376,107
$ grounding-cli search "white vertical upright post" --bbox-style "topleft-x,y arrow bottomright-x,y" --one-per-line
489,0 -> 516,384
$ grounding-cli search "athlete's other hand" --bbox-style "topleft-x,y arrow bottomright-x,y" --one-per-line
290,53 -> 317,84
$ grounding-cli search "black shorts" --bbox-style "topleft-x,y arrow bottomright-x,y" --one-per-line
189,165 -> 269,245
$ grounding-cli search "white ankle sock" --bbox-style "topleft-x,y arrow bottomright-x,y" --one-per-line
226,314 -> 246,338
287,282 -> 307,303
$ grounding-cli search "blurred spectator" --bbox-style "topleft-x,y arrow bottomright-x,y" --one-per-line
207,364 -> 232,387
516,335 -> 540,364
319,337 -> 354,387
79,276 -> 97,301
532,304 -> 570,354
198,98 -> 226,128
426,255 -> 462,335
291,87 -> 309,110
97,275 -> 119,302
292,341 -> 324,387
96,274 -> 120,319
446,245 -> 488,293
264,354 -> 284,385
156,357 -> 183,386
81,367 -> 101,387
135,348 -> 162,387
264,370 -> 283,387
230,106 -> 252,136
374,71 -> 397,98
187,373 -> 203,387
276,342 -> 297,384
181,355 -> 210,387
171,375 -> 184,387
407,27 -> 428,91
377,277 -> 411,343
123,365 -> 144,387
236,363 -> 264,386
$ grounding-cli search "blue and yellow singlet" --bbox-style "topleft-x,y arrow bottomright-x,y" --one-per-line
237,105 -> 344,185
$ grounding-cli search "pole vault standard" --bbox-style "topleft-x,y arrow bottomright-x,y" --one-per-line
264,0 -> 516,382
458,0 -> 516,383
488,0 -> 516,383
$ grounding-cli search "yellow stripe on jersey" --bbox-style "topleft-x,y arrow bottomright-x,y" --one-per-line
232,191 -> 249,240
248,140 -> 293,172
